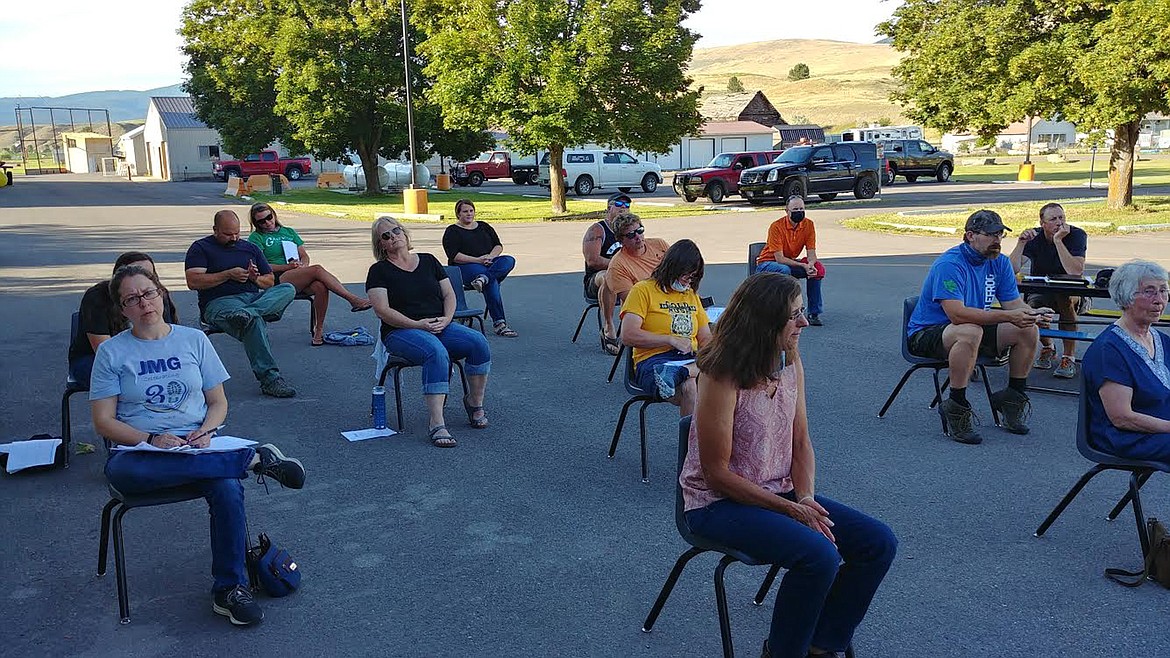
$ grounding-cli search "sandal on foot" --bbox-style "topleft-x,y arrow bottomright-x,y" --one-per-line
462,395 -> 488,429
311,336 -> 325,347
350,300 -> 373,312
494,323 -> 519,338
600,330 -> 620,356
428,425 -> 457,448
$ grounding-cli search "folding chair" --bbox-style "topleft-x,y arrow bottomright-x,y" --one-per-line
1034,377 -> 1170,562
571,289 -> 601,343
376,356 -> 469,432
61,311 -> 89,466
641,417 -> 853,658
747,242 -> 764,277
607,346 -> 670,483
877,296 -> 1005,433
444,266 -> 487,335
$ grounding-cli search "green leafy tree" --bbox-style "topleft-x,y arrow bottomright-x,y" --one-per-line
881,0 -> 1170,208
727,76 -> 745,92
788,63 -> 810,81
182,0 -> 492,195
417,0 -> 704,213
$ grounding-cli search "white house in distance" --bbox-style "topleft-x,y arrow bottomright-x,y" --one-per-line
143,96 -> 225,180
942,117 -> 1078,152
117,126 -> 147,177
1140,112 -> 1170,148
60,132 -> 113,173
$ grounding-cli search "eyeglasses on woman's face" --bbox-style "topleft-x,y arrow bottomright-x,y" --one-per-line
380,226 -> 405,240
1136,285 -> 1170,299
121,288 -> 162,308
788,306 -> 806,321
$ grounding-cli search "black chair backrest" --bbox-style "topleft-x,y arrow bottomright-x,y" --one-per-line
747,242 -> 765,277
443,266 -> 471,312
901,295 -> 923,362
624,346 -> 649,397
676,416 -> 694,541
1075,375 -> 1094,461
70,311 -> 81,350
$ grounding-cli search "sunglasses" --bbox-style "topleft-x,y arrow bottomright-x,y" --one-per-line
121,288 -> 162,308
255,212 -> 274,223
621,226 -> 645,239
380,226 -> 404,240
612,200 -> 630,208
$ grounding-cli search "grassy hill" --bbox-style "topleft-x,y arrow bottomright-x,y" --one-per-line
690,39 -> 907,131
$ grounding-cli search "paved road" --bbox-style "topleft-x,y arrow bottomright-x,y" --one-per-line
1,175 -> 1167,657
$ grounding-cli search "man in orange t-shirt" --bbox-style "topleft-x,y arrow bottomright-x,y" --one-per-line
754,195 -> 826,325
608,212 -> 670,302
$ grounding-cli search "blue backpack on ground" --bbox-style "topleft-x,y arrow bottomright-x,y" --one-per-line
246,533 -> 301,597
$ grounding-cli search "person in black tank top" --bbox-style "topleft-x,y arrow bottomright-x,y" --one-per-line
582,193 -> 631,354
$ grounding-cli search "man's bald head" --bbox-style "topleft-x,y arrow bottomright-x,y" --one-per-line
213,210 -> 241,247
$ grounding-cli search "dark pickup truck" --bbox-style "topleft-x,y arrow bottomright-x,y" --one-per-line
672,150 -> 784,203
876,139 -> 954,183
738,142 -> 881,203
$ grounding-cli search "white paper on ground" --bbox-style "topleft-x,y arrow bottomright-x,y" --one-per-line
114,435 -> 257,454
0,438 -> 62,473
342,427 -> 398,442
281,241 -> 299,263
706,306 -> 725,323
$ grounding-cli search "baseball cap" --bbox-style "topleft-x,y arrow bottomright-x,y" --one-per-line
964,209 -> 1012,234
607,192 -> 632,206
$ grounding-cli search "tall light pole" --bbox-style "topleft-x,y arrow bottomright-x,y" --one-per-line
400,0 -> 417,189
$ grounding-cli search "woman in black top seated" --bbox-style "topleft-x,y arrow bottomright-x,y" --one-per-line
68,251 -> 178,386
441,199 -> 518,337
367,217 -> 492,447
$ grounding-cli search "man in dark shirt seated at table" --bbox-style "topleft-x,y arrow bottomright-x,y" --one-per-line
908,210 -> 1053,445
185,209 -> 297,398
1009,202 -> 1088,380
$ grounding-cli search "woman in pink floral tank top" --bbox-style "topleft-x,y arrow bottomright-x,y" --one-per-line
680,273 -> 897,658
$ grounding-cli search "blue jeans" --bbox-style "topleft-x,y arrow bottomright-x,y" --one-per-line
457,255 -> 516,324
686,495 -> 897,657
383,323 -> 491,395
203,283 -> 296,383
105,448 -> 255,592
756,261 -> 823,316
634,349 -> 692,399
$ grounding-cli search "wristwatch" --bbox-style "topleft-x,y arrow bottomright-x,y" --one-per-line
147,432 -> 158,445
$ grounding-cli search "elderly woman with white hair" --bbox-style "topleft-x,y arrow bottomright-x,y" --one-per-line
365,217 -> 491,447
1081,259 -> 1170,461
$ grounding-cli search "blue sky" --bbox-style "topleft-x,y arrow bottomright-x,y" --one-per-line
0,0 -> 900,98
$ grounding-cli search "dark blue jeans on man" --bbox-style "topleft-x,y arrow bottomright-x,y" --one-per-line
686,493 -> 896,656
105,448 -> 255,592
382,323 -> 491,394
456,255 -> 516,325
756,261 -> 824,316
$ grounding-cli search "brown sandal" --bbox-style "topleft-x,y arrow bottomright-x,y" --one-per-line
428,425 -> 456,447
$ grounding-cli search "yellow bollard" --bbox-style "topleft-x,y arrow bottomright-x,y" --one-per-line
435,173 -> 452,191
1017,163 -> 1036,181
403,187 -> 429,214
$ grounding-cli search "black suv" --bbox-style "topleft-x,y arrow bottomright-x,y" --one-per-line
876,139 -> 954,183
738,142 -> 881,204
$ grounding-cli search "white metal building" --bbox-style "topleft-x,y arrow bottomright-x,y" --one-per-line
943,118 -> 1078,152
637,121 -> 775,170
143,96 -> 224,180
60,132 -> 113,173
117,126 -> 147,177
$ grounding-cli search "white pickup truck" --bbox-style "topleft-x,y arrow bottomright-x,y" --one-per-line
538,150 -> 663,196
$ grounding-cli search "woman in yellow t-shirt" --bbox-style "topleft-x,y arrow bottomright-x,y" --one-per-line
619,239 -> 712,416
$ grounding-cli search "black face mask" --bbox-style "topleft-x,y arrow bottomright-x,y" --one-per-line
790,210 -> 806,222
224,239 -> 238,248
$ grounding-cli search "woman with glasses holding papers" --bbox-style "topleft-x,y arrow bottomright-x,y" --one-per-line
681,273 -> 897,658
619,240 -> 711,417
90,265 -> 307,627
247,202 -> 372,346
366,217 -> 492,448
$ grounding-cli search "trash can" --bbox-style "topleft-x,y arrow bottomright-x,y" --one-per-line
436,173 -> 452,191
1017,163 -> 1035,182
271,174 -> 283,194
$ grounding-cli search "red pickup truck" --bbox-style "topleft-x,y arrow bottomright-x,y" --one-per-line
453,151 -> 539,186
672,150 -> 784,203
212,150 -> 313,181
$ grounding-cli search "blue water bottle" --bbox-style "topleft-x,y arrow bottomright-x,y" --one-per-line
371,386 -> 387,429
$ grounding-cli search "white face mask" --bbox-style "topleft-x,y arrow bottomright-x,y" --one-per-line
670,280 -> 690,292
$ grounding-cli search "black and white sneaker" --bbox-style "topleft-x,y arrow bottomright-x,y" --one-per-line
253,444 -> 306,489
213,585 -> 264,626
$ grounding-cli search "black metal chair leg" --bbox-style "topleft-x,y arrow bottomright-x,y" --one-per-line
642,547 -> 706,632
929,371 -> 950,409
877,366 -> 919,417
752,564 -> 782,605
1034,465 -> 1106,537
978,365 -> 1000,426
609,398 -> 640,458
607,346 -> 624,383
97,499 -> 118,576
1128,472 -> 1151,557
714,555 -> 737,658
393,367 -> 405,431
572,304 -> 598,342
112,506 -> 131,624
1106,470 -> 1154,521
638,400 -> 651,483
60,389 -> 73,467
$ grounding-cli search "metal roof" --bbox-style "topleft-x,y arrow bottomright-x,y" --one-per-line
119,125 -> 145,140
700,121 -> 774,136
150,96 -> 209,129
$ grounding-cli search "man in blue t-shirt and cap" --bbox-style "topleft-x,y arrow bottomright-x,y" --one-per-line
1008,202 -> 1089,380
906,209 -> 1054,445
185,209 -> 297,398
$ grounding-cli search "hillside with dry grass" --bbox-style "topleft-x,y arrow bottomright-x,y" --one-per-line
690,39 -> 907,131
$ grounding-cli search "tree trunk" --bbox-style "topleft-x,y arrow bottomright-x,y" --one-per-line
1106,119 -> 1140,210
548,143 -> 567,214
357,143 -> 383,196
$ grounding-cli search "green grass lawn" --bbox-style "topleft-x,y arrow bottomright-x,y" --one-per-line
951,155 -> 1170,187
844,196 -> 1170,236
250,188 -> 731,223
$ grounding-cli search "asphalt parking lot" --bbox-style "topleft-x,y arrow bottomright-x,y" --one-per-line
2,174 -> 1168,657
